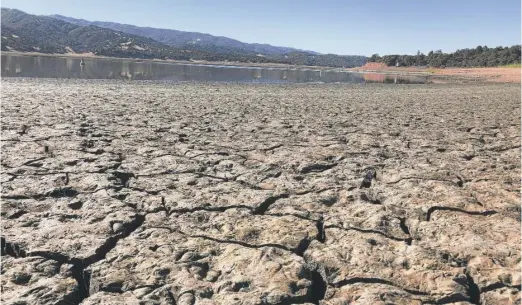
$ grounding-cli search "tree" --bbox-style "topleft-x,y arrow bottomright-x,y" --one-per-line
368,45 -> 520,68
369,54 -> 380,62
416,50 -> 423,66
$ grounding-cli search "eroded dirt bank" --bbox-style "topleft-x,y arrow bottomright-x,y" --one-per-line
1,78 -> 520,305
351,64 -> 521,84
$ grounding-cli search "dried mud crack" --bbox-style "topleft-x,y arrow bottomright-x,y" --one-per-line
1,78 -> 520,305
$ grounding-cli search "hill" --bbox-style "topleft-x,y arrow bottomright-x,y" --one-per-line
272,51 -> 367,68
49,14 -> 318,56
1,8 -> 367,67
1,8 -> 192,60
1,8 -> 290,63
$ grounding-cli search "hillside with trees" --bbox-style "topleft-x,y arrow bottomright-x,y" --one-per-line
49,14 -> 317,56
1,8 -> 194,60
368,46 -> 521,68
2,8 -> 367,67
1,8 -> 293,63
271,52 -> 367,68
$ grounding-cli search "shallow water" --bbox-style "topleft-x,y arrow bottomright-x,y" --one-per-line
1,54 -> 428,84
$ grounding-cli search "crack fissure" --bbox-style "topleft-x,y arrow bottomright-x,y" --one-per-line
426,206 -> 497,221
191,234 -> 294,253
308,269 -> 327,305
299,163 -> 338,174
333,277 -> 428,296
482,282 -> 522,293
253,193 -> 290,215
387,176 -> 456,185
168,205 -> 252,215
325,224 -> 412,245
149,226 -> 306,255
465,271 -> 480,305
2,187 -> 80,201
315,216 -> 326,243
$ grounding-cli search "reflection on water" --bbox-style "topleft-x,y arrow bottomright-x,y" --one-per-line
1,54 -> 428,84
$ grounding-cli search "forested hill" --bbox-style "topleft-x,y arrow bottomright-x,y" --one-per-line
368,45 -> 521,68
271,52 -> 367,68
1,8 -> 367,67
1,8 -> 195,60
49,14 -> 317,56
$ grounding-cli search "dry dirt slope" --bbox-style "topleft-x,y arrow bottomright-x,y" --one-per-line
1,78 -> 521,305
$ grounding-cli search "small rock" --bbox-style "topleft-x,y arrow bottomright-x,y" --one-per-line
132,287 -> 152,299
205,270 -> 221,282
259,182 -> 276,190
11,272 -> 31,284
112,222 -> 124,233
319,194 -> 338,207
367,238 -> 378,245
360,168 -> 377,188
296,279 -> 312,288
178,293 -> 195,305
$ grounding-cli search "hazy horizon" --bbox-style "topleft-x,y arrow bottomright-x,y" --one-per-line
2,0 -> 521,56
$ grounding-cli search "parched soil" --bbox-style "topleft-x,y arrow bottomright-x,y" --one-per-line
1,78 -> 520,305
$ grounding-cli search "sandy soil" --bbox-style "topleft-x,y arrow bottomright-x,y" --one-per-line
433,67 -> 521,83
1,79 -> 521,305
350,65 -> 521,83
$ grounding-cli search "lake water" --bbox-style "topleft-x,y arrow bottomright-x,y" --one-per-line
1,54 -> 428,84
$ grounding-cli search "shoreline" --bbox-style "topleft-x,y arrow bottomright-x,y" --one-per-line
348,65 -> 521,83
3,51 -> 520,83
1,51 -> 336,71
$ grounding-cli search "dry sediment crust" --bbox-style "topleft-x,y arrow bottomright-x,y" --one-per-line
1,78 -> 520,305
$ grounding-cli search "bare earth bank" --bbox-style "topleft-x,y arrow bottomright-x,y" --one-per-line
1,79 -> 521,305
350,65 -> 521,84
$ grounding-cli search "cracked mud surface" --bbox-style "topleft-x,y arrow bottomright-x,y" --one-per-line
1,78 -> 520,305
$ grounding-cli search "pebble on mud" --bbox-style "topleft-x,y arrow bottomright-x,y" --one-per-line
112,222 -> 124,233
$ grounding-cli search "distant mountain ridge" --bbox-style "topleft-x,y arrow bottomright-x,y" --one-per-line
49,14 -> 319,56
1,8 -> 194,59
1,8 -> 368,67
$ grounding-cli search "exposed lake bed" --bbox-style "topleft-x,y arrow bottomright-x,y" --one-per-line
2,77 -> 520,304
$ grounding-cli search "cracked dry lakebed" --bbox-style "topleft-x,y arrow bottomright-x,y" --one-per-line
1,78 -> 521,305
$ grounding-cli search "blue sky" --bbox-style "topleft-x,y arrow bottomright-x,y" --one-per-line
3,0 -> 521,55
